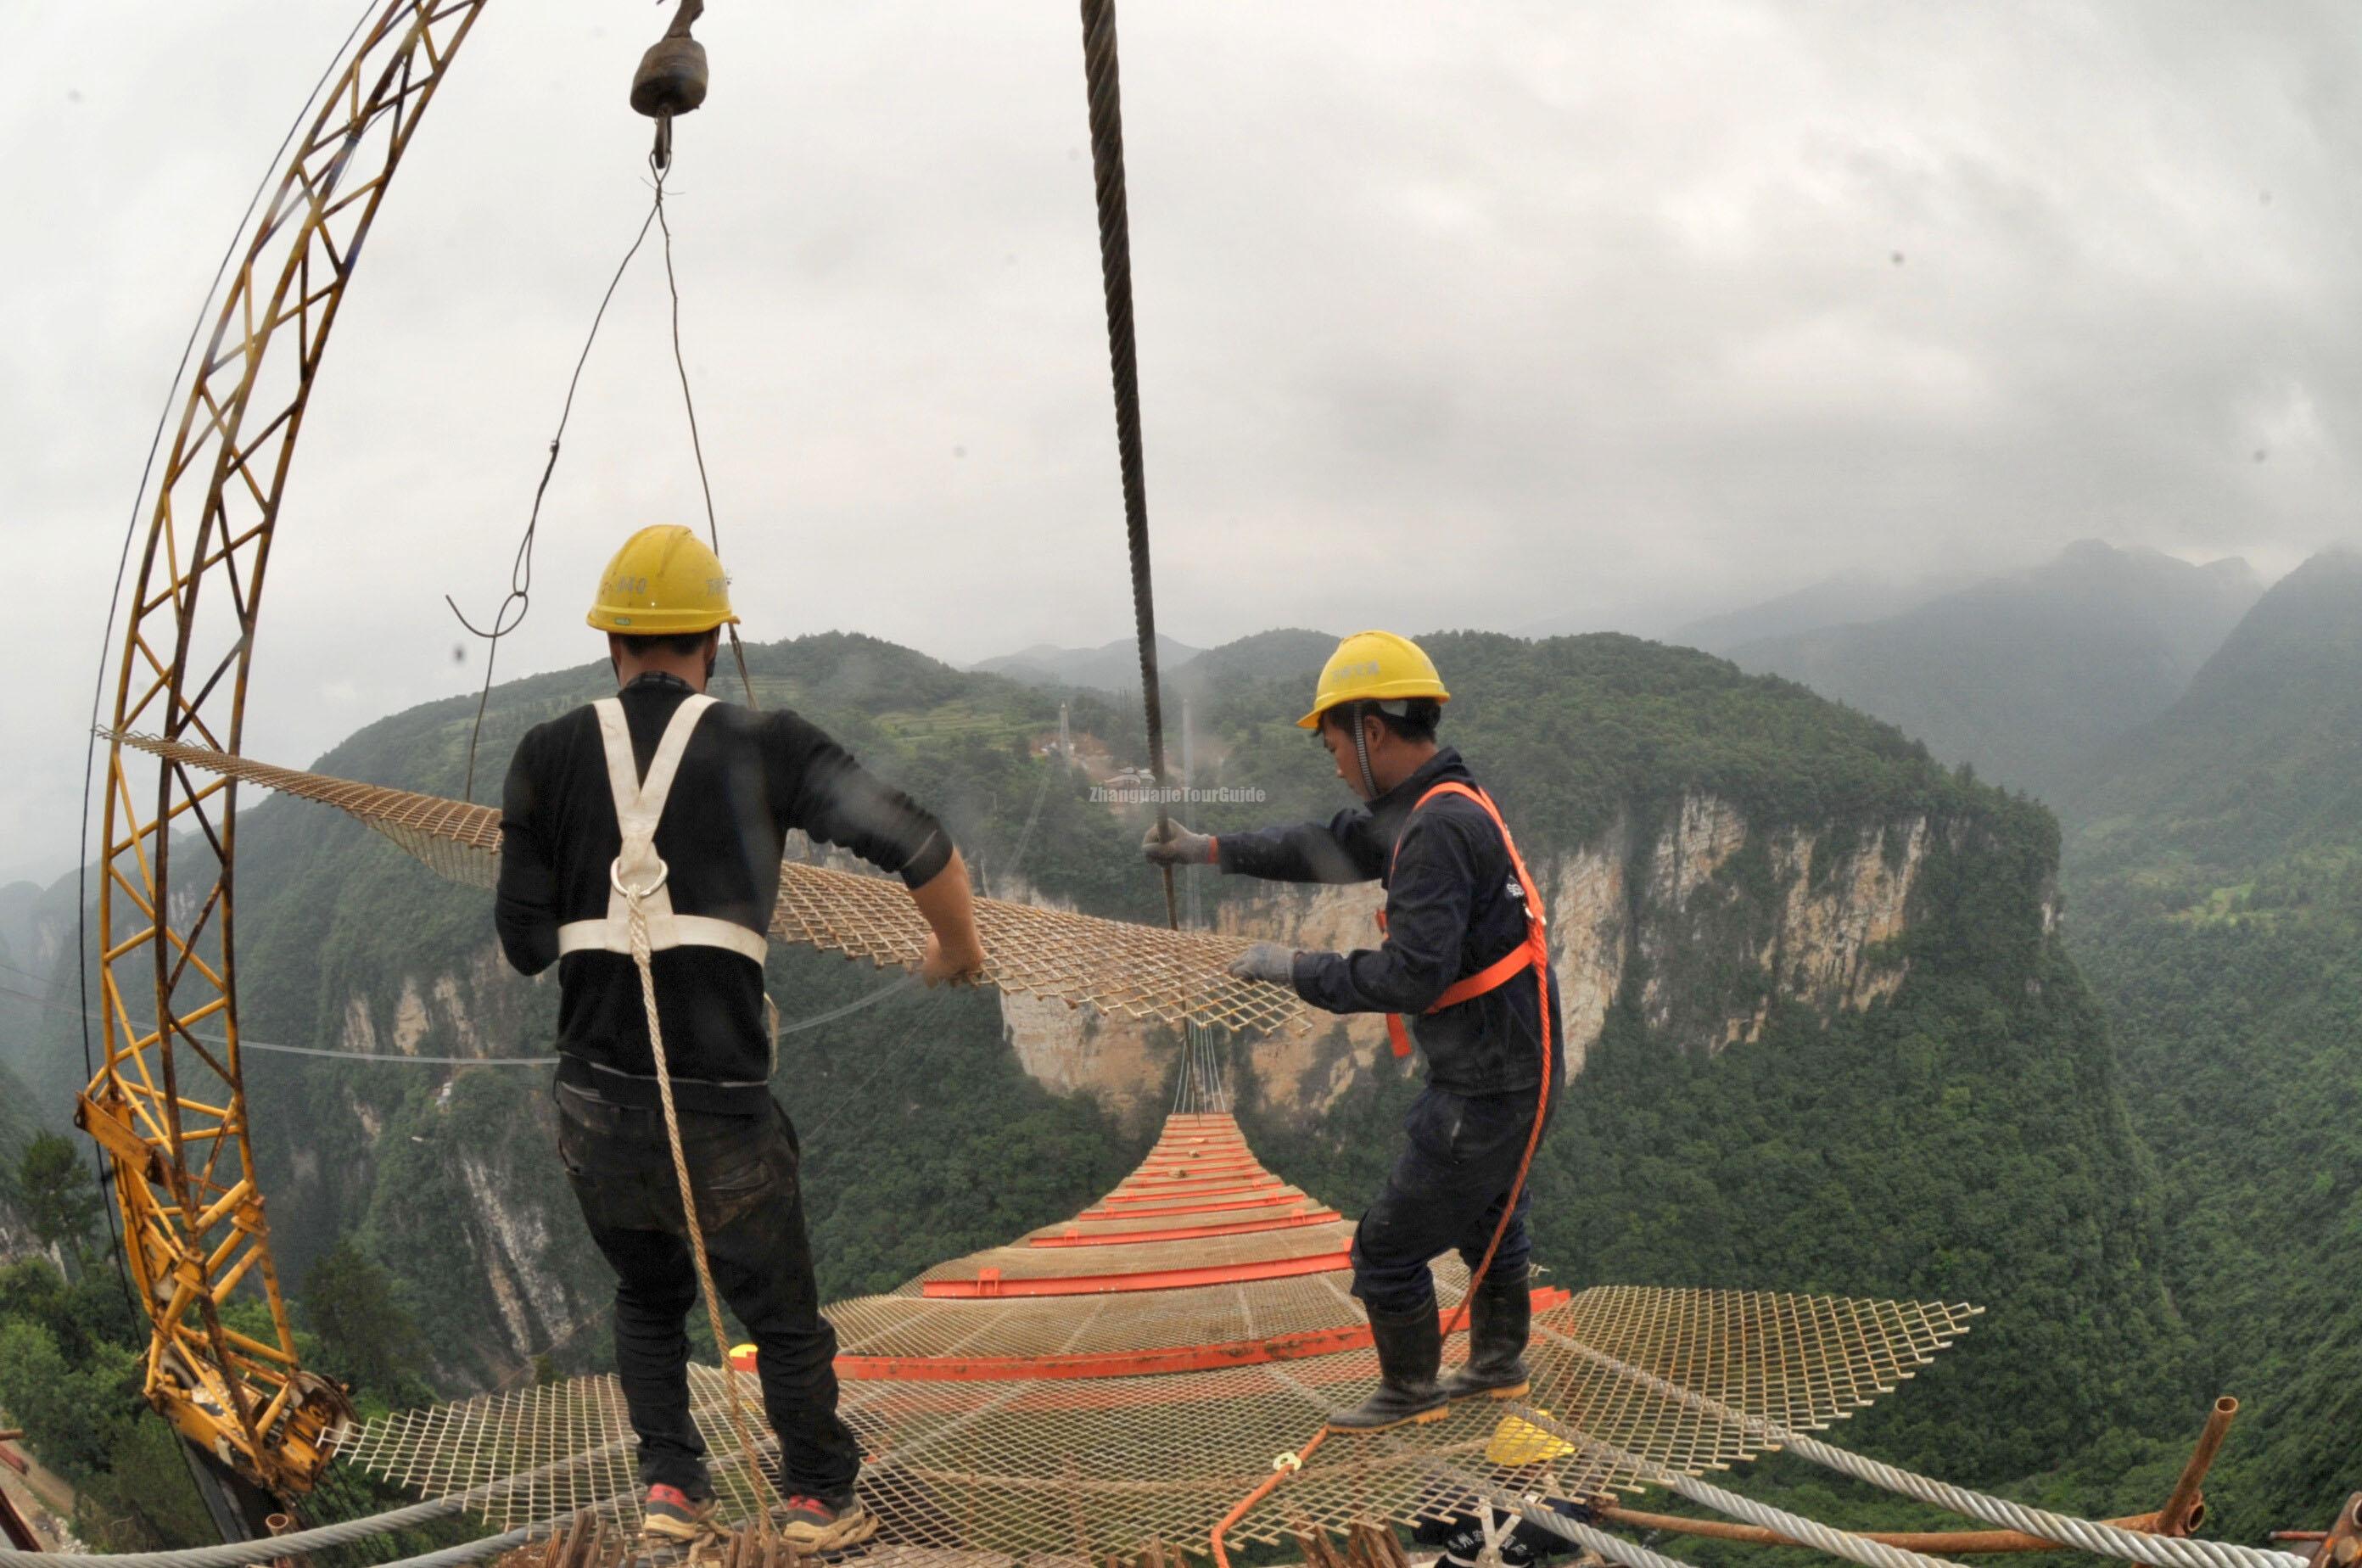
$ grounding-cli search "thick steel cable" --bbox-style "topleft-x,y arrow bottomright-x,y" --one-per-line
1524,1336 -> 2310,1568
1777,1436 -> 2307,1568
1077,0 -> 1178,930
622,876 -> 773,1536
1458,1487 -> 1705,1568
368,1529 -> 532,1568
1473,1414 -> 1967,1568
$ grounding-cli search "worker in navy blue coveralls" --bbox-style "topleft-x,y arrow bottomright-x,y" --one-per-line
497,526 -> 987,1548
1144,631 -> 1560,1434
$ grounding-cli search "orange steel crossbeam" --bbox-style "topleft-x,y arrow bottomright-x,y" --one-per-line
921,1251 -> 1354,1297
1029,1210 -> 1342,1246
837,1288 -> 1573,1381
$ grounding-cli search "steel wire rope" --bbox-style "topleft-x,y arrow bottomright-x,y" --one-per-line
1433,1480 -> 1704,1568
71,0 -> 391,1526
1510,1347 -> 2311,1568
1441,1425 -> 1972,1568
0,1392 -> 794,1568
792,753 -> 1057,1143
1077,0 -> 1179,931
0,972 -> 915,1064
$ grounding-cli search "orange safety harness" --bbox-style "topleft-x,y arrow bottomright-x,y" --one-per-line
1375,781 -> 1550,1061
1212,780 -> 1556,1565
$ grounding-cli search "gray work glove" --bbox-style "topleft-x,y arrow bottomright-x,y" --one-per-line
1142,820 -> 1216,867
1227,942 -> 1299,987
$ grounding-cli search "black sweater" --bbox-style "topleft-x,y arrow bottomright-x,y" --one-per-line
1214,748 -> 1560,1097
495,673 -> 952,1113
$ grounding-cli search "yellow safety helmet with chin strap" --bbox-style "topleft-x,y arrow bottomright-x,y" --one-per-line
586,524 -> 742,636
1296,630 -> 1451,730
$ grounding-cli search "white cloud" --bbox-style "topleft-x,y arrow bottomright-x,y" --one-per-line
4,0 -> 2359,882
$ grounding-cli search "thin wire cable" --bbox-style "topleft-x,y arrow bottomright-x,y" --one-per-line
0,982 -> 556,1067
793,757 -> 1057,1143
1077,0 -> 1177,930
650,155 -> 758,713
449,193 -> 665,801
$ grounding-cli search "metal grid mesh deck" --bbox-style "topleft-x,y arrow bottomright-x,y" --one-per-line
339,1115 -> 1977,1555
114,733 -> 1311,1036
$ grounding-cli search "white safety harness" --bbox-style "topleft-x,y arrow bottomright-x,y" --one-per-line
554,695 -> 770,966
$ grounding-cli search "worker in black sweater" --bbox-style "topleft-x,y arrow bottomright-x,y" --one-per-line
1145,631 -> 1559,1435
496,525 -> 985,1548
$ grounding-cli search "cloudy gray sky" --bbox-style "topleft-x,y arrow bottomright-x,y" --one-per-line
6,0 -> 2359,885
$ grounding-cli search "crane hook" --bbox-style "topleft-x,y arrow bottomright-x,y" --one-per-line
632,0 -> 708,169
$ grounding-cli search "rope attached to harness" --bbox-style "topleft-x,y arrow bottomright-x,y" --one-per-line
619,861 -> 772,1541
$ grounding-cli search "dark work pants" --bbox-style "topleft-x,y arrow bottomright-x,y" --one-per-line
1351,1084 -> 1549,1317
555,1084 -> 861,1507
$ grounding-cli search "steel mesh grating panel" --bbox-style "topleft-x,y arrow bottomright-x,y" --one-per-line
339,1285 -> 1973,1556
831,1266 -> 1469,1361
115,734 -> 1310,1034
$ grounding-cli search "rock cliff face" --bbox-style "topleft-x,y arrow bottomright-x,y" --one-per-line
998,792 -> 1928,1121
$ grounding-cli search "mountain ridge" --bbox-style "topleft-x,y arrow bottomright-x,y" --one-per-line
1726,540 -> 2263,800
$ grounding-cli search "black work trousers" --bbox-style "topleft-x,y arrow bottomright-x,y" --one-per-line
1349,1084 -> 1550,1317
555,1083 -> 861,1507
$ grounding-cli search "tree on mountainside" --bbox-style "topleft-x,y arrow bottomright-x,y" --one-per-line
303,1239 -> 433,1408
15,1132 -> 100,1279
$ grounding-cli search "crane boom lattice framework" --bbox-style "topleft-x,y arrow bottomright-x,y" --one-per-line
75,2 -> 2351,1565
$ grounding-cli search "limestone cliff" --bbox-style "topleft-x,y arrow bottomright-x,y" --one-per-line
997,792 -> 1928,1121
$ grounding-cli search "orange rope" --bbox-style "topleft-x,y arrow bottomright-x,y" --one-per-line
1210,1427 -> 1329,1568
1207,795 -> 1556,1559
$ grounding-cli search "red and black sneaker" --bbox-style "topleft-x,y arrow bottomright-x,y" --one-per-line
640,1483 -> 717,1543
775,1494 -> 877,1551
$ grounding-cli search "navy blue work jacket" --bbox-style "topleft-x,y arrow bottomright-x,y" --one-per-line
1215,748 -> 1561,1097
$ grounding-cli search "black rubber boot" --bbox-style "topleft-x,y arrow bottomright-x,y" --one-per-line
1328,1304 -> 1448,1434
1440,1266 -> 1533,1402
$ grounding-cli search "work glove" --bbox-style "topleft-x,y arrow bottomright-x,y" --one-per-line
1227,941 -> 1299,987
1141,820 -> 1216,866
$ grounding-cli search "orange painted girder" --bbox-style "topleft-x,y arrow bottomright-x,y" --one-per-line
835,1288 -> 1574,1381
1078,1190 -> 1311,1221
920,1251 -> 1353,1298
1100,1177 -> 1281,1202
1028,1210 -> 1342,1247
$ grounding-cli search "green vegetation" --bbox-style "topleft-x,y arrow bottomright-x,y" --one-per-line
1727,541 -> 2260,801
14,614 -> 2325,1541
2053,550 -> 2362,1540
0,1139 -> 214,1546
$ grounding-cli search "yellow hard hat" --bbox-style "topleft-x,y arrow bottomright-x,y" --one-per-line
585,524 -> 742,636
1296,630 -> 1450,730
1486,1408 -> 1576,1467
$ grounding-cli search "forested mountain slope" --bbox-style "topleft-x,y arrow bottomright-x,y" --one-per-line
0,628 -> 2212,1520
2059,547 -> 2362,1538
222,636 -> 2197,1475
1727,542 -> 2260,801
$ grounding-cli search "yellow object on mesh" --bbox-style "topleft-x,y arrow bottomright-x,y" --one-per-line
1487,1408 -> 1576,1466
586,524 -> 741,635
1296,630 -> 1451,729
